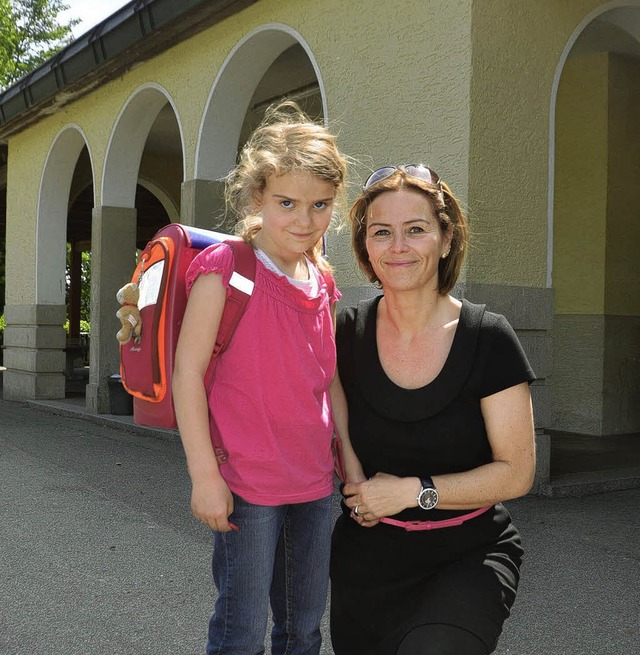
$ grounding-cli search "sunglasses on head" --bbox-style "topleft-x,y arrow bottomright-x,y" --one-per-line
363,164 -> 442,193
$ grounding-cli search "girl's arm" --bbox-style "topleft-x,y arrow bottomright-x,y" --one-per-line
172,272 -> 236,532
343,381 -> 535,519
329,370 -> 366,484
329,304 -> 366,484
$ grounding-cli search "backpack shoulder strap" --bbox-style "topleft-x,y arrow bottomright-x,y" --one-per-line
203,238 -> 256,390
213,238 -> 256,356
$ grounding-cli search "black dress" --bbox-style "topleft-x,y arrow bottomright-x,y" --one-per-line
330,298 -> 536,655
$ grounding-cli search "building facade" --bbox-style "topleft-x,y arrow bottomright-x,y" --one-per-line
1,0 -> 639,490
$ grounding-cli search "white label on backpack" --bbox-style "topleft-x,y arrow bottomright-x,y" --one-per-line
138,260 -> 165,309
229,271 -> 254,296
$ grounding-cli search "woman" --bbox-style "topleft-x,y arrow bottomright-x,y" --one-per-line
331,165 -> 536,655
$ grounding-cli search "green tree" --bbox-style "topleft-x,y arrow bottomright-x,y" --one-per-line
0,0 -> 79,90
65,243 -> 91,329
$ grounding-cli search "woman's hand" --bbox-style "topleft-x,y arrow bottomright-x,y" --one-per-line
191,475 -> 238,532
343,472 -> 420,527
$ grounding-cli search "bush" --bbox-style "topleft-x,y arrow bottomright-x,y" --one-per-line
63,319 -> 90,334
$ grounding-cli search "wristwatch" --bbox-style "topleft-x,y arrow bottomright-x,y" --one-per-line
417,476 -> 439,510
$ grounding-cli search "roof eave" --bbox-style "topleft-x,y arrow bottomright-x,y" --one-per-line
0,0 -> 258,141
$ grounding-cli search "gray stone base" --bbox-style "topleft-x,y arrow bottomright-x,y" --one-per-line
2,369 -> 65,400
1,304 -> 67,401
532,430 -> 551,492
552,314 -> 640,436
85,381 -> 111,414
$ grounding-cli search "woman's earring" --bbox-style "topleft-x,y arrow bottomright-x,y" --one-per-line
441,250 -> 450,259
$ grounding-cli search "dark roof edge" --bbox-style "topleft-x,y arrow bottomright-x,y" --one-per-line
0,0 -> 256,139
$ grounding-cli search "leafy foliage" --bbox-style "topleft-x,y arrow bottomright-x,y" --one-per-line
0,239 -> 5,319
66,244 -> 91,328
0,0 -> 79,90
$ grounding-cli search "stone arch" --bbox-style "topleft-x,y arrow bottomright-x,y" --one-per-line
37,125 -> 94,305
195,23 -> 328,181
103,83 -> 186,208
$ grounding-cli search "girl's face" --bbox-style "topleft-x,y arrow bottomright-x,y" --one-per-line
365,189 -> 451,293
253,171 -> 335,261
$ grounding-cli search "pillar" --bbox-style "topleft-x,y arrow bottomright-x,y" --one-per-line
180,178 -> 229,231
85,206 -> 137,413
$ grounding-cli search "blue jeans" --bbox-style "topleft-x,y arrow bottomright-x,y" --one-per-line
206,493 -> 333,655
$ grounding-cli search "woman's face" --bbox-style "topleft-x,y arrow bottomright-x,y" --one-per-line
365,189 -> 451,293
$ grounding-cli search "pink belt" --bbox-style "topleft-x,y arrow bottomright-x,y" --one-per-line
379,506 -> 492,531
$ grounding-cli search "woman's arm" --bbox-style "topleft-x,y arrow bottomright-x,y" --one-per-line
343,381 -> 535,520
172,272 -> 236,532
430,381 -> 535,508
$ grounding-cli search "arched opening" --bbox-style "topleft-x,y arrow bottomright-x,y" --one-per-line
86,85 -> 183,413
65,147 -> 93,394
550,5 -> 640,473
103,86 -> 183,239
34,127 -> 94,399
195,26 -> 327,231
238,43 -> 323,145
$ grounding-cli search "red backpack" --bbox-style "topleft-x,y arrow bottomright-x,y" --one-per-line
119,223 -> 255,429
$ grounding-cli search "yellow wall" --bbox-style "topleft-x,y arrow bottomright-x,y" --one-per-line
553,53 -> 609,314
6,122 -> 50,304
4,0 -> 623,302
467,0 -> 611,287
554,52 -> 640,318
606,54 -> 640,316
5,0 -> 477,298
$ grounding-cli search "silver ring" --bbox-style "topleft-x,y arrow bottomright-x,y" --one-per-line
354,505 -> 360,516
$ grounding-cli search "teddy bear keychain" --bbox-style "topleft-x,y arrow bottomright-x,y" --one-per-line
116,282 -> 142,345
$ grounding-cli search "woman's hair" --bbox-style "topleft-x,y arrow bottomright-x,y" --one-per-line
225,101 -> 348,269
349,169 -> 469,295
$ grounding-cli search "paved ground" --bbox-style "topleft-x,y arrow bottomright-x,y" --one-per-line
1,398 -> 639,654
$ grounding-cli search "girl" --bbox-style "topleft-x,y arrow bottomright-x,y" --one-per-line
172,103 -> 349,655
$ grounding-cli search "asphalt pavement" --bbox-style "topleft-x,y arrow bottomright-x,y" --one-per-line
1,398 -> 638,655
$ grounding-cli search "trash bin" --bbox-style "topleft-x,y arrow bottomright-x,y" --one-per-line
108,374 -> 134,415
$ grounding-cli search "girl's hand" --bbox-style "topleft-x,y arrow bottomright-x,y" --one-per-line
343,472 -> 420,526
191,476 -> 238,532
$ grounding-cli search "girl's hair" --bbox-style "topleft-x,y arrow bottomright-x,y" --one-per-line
349,170 -> 469,295
225,101 -> 348,270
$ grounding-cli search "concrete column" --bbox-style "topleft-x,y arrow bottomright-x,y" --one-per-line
2,304 -> 66,400
85,206 -> 137,414
462,282 -> 555,491
180,179 -> 230,231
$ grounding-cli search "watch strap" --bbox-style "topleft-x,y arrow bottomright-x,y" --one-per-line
420,476 -> 435,491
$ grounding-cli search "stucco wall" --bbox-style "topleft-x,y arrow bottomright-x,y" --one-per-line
5,0 -> 477,299
553,52 -> 609,314
467,0 -> 614,288
5,0 -> 629,299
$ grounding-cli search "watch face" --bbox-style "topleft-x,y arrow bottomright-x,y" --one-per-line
418,487 -> 439,510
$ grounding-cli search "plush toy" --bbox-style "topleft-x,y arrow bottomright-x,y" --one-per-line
116,282 -> 142,345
